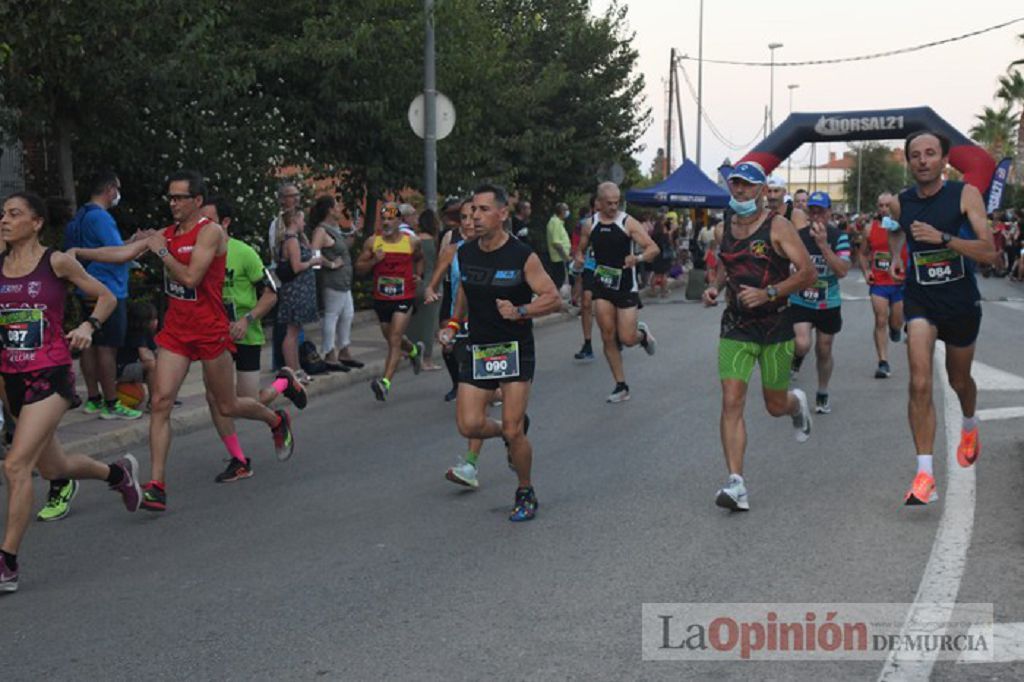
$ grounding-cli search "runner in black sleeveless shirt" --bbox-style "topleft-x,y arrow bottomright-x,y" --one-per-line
702,162 -> 816,511
438,184 -> 560,522
573,182 -> 660,403
886,131 -> 998,506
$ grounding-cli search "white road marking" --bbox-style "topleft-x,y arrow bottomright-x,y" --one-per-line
970,361 -> 1024,391
958,622 -> 1024,663
977,406 -> 1024,422
878,345 -> 976,681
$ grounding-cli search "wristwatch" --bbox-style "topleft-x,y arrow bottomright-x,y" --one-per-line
157,247 -> 170,259
244,312 -> 256,324
86,316 -> 102,332
765,285 -> 779,302
516,305 -> 529,319
940,232 -> 952,246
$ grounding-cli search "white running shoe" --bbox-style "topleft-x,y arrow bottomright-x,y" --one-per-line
715,474 -> 750,511
637,321 -> 656,356
445,460 -> 479,489
606,384 -> 630,403
792,388 -> 812,443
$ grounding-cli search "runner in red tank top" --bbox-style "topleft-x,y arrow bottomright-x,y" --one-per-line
0,192 -> 142,593
82,171 -> 300,513
856,192 -> 906,378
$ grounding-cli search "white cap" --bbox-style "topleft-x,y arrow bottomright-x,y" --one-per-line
766,174 -> 787,189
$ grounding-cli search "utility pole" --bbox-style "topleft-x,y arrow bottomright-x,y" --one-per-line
424,0 -> 438,213
667,48 -> 675,174
786,84 -> 799,185
674,63 -> 686,161
856,145 -> 863,213
696,0 -> 704,168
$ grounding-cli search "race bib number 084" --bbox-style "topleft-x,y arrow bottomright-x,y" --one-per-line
472,341 -> 520,381
913,248 -> 964,286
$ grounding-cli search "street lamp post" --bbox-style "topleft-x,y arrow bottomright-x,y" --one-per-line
786,84 -> 799,184
768,42 -> 783,133
424,0 -> 437,213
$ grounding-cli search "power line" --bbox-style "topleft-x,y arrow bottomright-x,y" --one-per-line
677,63 -> 763,151
676,16 -> 1024,67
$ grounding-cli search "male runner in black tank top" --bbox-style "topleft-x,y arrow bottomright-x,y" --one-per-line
766,175 -> 809,230
702,162 -> 817,511
886,131 -> 998,506
438,184 -> 560,522
573,182 -> 660,403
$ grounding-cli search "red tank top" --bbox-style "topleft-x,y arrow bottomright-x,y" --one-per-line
866,221 -> 906,286
162,218 -> 229,337
371,234 -> 416,301
0,249 -> 72,373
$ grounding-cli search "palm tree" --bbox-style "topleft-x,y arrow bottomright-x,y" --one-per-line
969,105 -> 1016,158
997,69 -> 1024,181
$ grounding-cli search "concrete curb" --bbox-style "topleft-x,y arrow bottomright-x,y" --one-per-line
67,275 -> 687,458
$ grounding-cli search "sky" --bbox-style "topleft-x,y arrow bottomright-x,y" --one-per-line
590,0 -> 1024,179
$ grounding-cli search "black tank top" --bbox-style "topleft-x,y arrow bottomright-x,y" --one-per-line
718,213 -> 794,343
898,181 -> 980,317
456,235 -> 534,346
590,213 -> 636,292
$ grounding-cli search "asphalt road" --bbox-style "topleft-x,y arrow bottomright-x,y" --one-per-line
3,274 -> 1023,681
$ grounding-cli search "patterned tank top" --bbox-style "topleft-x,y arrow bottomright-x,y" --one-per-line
718,212 -> 794,344
0,249 -> 73,373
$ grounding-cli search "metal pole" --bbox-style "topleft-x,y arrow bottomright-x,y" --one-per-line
696,0 -> 704,168
424,0 -> 437,213
768,42 -> 782,132
786,84 -> 798,185
856,145 -> 863,214
667,48 -> 675,173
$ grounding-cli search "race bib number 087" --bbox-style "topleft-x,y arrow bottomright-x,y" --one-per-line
0,308 -> 45,351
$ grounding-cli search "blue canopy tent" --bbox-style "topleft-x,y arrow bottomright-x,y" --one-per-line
625,158 -> 730,208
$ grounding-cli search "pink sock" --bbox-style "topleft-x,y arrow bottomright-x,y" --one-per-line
222,433 -> 246,464
271,378 -> 289,393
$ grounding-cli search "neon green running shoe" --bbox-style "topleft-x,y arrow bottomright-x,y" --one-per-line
100,401 -> 143,421
37,479 -> 79,522
82,398 -> 104,415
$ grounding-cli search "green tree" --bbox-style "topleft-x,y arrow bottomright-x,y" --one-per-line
969,105 -> 1017,158
843,143 -> 904,213
996,69 -> 1024,182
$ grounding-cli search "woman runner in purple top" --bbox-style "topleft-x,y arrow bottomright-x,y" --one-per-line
0,192 -> 143,594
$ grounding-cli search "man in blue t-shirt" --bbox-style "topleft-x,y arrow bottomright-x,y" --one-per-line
64,170 -> 141,420
787,191 -> 851,414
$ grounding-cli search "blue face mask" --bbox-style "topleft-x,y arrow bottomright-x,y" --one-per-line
729,196 -> 759,217
881,216 -> 899,230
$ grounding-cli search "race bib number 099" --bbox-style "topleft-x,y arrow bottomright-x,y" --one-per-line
164,270 -> 197,301
913,248 -> 964,286
472,341 -> 520,381
378,276 -> 405,298
0,308 -> 45,351
594,264 -> 622,290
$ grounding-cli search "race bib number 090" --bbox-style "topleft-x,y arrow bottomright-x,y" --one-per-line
472,341 -> 520,381
913,248 -> 964,286
0,308 -> 45,351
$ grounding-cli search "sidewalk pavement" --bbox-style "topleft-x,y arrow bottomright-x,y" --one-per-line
53,275 -> 691,459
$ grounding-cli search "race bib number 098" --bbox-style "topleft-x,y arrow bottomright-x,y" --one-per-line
472,341 -> 520,381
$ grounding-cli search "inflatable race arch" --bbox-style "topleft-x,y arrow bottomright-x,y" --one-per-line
728,107 -> 998,195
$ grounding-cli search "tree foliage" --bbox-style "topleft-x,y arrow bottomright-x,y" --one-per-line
843,143 -> 905,213
1,0 -> 649,251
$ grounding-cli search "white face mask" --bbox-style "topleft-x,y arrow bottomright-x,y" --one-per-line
111,190 -> 122,208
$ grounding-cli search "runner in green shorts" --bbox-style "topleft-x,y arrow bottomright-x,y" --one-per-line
703,161 -> 818,512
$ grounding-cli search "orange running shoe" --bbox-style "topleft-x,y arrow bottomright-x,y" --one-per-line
904,471 -> 938,506
956,427 -> 981,468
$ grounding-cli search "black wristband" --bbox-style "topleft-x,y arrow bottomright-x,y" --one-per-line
87,316 -> 102,332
